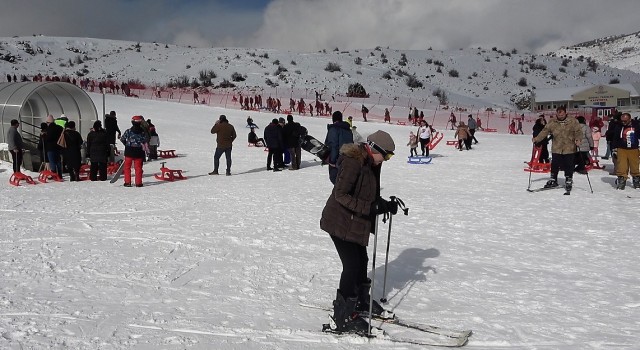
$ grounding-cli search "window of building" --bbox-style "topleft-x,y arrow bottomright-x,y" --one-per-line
631,98 -> 639,105
617,98 -> 629,107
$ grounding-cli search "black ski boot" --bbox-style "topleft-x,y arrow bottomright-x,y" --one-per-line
616,176 -> 626,190
330,290 -> 370,335
564,177 -> 573,193
544,174 -> 559,189
633,176 -> 640,189
355,279 -> 393,319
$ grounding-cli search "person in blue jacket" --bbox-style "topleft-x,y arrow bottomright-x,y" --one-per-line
324,111 -> 354,184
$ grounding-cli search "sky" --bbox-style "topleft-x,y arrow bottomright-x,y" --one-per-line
0,0 -> 639,53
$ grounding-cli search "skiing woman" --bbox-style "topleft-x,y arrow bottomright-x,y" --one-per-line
320,130 -> 398,334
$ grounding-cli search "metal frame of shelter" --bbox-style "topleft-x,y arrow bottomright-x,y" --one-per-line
0,82 -> 97,171
0,82 -> 97,146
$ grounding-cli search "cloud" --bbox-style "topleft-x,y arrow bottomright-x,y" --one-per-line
0,0 -> 638,53
250,0 -> 640,53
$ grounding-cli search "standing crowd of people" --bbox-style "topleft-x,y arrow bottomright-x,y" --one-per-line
7,110 -> 160,187
531,106 -> 639,191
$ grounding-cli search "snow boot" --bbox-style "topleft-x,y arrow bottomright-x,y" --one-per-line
633,176 -> 640,189
544,174 -> 559,189
331,290 -> 369,334
355,279 -> 393,319
564,177 -> 573,192
616,176 -> 626,190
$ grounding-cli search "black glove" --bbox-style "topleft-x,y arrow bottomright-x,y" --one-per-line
371,197 -> 398,216
590,147 -> 595,151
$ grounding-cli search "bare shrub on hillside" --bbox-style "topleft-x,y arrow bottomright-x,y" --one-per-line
325,62 -> 342,72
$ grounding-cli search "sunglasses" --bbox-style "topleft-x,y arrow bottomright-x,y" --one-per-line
367,140 -> 394,161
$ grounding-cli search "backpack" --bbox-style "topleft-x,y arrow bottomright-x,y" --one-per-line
121,128 -> 147,148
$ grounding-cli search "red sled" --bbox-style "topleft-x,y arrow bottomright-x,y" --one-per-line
429,132 -> 443,150
154,163 -> 186,181
107,161 -> 122,175
78,164 -> 91,181
586,156 -> 605,170
38,170 -> 63,183
158,149 -> 177,158
9,172 -> 37,186
524,146 -> 551,173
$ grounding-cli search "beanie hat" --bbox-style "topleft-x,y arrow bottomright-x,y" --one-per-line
219,115 -> 227,122
93,120 -> 102,129
46,115 -> 54,123
131,115 -> 144,123
332,111 -> 343,123
272,118 -> 279,124
286,114 -> 294,122
66,121 -> 76,129
60,114 -> 68,121
367,130 -> 395,153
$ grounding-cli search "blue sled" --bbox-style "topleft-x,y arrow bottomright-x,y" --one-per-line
407,156 -> 433,164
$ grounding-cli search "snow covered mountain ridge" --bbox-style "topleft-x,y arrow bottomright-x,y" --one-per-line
2,32 -> 640,109
556,30 -> 640,73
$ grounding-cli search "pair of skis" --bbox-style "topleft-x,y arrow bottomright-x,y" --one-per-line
301,303 -> 472,347
526,186 -> 571,195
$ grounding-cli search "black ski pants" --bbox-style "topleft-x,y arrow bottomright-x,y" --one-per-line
331,235 -> 368,299
550,153 -> 575,179
419,138 -> 430,156
267,147 -> 283,169
10,149 -> 23,173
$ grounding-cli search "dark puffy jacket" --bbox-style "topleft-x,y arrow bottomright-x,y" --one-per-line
610,119 -> 640,149
532,120 -> 548,145
44,123 -> 64,152
320,143 -> 381,247
282,121 -> 302,148
86,128 -> 110,162
264,122 -> 283,149
62,129 -> 84,161
104,115 -> 121,144
324,121 -> 353,165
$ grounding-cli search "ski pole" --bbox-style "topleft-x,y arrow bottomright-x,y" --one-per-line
527,167 -> 533,191
585,168 -> 594,193
578,146 -> 594,193
379,197 -> 408,303
368,214 -> 380,337
380,213 -> 393,304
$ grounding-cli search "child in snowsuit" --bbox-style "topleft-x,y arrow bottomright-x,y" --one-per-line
591,127 -> 601,159
407,131 -> 418,157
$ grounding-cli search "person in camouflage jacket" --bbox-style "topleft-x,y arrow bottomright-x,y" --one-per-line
532,106 -> 583,191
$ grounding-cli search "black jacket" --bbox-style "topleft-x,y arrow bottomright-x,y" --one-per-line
44,123 -> 64,152
282,121 -> 303,148
264,122 -> 283,149
63,129 -> 84,161
86,128 -> 110,162
104,115 -> 121,144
